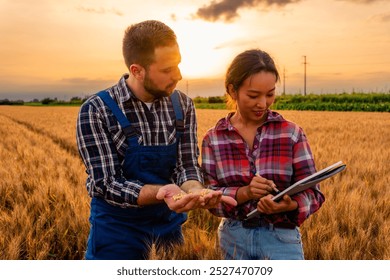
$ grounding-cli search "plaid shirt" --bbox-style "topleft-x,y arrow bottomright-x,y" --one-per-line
202,110 -> 325,226
76,74 -> 203,208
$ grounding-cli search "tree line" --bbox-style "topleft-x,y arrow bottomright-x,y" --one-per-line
1,93 -> 389,112
0,96 -> 88,106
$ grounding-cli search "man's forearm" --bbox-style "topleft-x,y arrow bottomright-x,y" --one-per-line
137,184 -> 164,206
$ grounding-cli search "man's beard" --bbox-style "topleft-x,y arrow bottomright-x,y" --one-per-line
144,73 -> 175,99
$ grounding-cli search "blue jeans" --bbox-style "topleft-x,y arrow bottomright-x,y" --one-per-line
218,218 -> 304,260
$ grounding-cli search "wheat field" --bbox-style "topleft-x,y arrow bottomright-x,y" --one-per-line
0,106 -> 389,260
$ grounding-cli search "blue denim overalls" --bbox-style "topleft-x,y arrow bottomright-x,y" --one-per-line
85,90 -> 187,260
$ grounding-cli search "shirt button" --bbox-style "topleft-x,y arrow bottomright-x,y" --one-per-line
254,145 -> 258,149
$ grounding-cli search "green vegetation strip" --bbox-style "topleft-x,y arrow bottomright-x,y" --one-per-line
1,93 -> 389,112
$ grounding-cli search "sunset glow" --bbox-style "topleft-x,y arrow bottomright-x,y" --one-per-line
0,0 -> 389,100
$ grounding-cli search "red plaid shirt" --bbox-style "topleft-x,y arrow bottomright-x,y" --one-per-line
201,110 -> 325,226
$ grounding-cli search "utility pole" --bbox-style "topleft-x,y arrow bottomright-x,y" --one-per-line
303,55 -> 307,96
283,67 -> 286,95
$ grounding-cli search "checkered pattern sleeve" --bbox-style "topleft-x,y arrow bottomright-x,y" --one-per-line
76,97 -> 143,207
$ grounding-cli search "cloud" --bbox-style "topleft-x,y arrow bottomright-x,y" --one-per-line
0,76 -> 117,101
335,0 -> 383,3
60,77 -> 115,88
194,0 -> 301,22
214,38 -> 260,50
76,6 -> 124,16
369,12 -> 390,22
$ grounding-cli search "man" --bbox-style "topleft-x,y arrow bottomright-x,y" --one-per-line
76,20 -> 235,260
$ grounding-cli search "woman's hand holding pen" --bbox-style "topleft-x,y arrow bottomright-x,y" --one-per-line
247,174 -> 279,198
236,174 -> 279,204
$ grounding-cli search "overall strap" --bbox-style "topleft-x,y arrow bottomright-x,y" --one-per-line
96,91 -> 138,142
170,90 -> 184,140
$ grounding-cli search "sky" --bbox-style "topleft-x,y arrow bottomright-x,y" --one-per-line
0,0 -> 389,101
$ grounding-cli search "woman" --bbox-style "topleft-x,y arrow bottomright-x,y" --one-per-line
201,49 -> 325,260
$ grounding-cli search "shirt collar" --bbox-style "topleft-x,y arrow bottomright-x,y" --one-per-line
115,74 -> 132,103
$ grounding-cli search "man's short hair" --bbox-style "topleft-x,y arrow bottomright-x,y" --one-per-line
122,20 -> 178,70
